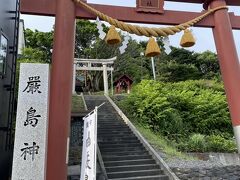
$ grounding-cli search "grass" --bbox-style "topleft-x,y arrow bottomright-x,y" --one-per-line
134,123 -> 193,160
71,95 -> 86,112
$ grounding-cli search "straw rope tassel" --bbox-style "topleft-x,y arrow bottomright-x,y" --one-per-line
180,29 -> 195,47
145,37 -> 161,57
105,25 -> 121,45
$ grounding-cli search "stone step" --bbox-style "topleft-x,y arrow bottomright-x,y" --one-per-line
98,118 -> 123,121
98,119 -> 120,122
98,135 -> 135,139
99,139 -> 140,145
83,95 -> 170,180
98,113 -> 120,115
101,150 -> 148,156
98,124 -> 127,128
98,127 -> 128,131
98,116 -> 118,119
98,124 -> 128,128
108,175 -> 169,180
98,130 -> 133,135
104,159 -> 155,167
98,133 -> 132,137
106,164 -> 160,172
97,137 -> 138,142
99,143 -> 142,148
103,154 -> 152,161
97,129 -> 135,136
100,146 -> 145,153
107,169 -> 163,179
98,124 -> 125,126
98,133 -> 133,137
98,127 -> 130,131
98,121 -> 123,124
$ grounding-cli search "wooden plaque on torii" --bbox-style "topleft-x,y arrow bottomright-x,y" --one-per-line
136,0 -> 164,14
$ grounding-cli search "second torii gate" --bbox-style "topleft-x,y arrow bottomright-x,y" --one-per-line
73,57 -> 116,95
20,0 -> 240,179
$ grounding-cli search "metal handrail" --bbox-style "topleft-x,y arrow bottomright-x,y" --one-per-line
97,143 -> 108,180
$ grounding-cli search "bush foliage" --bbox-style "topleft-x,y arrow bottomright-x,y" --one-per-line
120,80 -> 236,152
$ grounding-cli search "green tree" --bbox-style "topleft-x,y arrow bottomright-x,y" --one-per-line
24,29 -> 53,63
155,47 -> 220,82
195,50 -> 220,80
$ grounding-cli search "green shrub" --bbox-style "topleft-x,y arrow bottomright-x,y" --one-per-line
121,79 -> 235,152
124,80 -> 232,137
187,134 -> 207,152
206,135 -> 237,152
177,134 -> 206,152
177,134 -> 237,153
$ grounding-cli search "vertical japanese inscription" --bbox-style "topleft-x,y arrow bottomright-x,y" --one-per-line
23,76 -> 42,94
80,111 -> 97,180
12,63 -> 50,180
20,142 -> 40,161
24,107 -> 41,127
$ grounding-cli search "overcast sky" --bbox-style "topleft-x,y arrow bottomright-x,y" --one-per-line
21,0 -> 240,56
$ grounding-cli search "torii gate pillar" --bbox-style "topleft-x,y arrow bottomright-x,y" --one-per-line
210,0 -> 240,151
103,63 -> 109,95
47,0 -> 76,179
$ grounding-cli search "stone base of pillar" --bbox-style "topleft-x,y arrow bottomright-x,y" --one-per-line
233,125 -> 240,153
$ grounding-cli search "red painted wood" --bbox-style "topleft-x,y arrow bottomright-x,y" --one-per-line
168,0 -> 240,6
46,0 -> 76,179
20,0 -> 56,16
75,4 -> 215,27
211,0 -> 240,126
20,0 -> 240,29
203,0 -> 240,9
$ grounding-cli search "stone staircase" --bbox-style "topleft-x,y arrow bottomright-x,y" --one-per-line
84,95 -> 170,180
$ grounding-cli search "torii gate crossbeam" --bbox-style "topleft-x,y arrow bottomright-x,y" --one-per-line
20,0 -> 240,179
21,0 -> 240,29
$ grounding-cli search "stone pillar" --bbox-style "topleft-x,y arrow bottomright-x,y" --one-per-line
103,63 -> 109,95
210,0 -> 240,152
46,0 -> 76,179
111,69 -> 114,95
72,62 -> 76,94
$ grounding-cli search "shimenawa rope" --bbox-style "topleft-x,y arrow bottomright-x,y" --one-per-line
73,0 -> 228,37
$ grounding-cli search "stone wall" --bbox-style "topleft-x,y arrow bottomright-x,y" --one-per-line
172,166 -> 240,180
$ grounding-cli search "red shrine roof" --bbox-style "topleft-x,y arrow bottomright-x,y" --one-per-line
114,75 -> 133,86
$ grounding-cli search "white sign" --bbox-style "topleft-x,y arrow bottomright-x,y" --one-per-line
80,109 -> 97,180
12,63 -> 50,180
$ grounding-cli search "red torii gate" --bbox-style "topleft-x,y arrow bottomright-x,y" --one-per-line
20,0 -> 240,179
